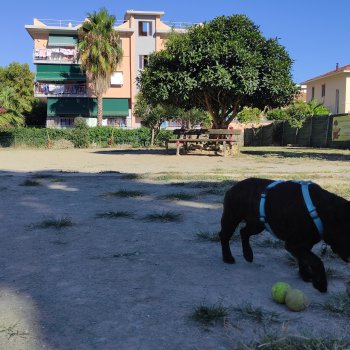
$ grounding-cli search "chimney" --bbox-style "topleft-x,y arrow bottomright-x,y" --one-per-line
336,63 -> 339,70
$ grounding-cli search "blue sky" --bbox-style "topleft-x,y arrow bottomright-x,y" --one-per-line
1,0 -> 349,83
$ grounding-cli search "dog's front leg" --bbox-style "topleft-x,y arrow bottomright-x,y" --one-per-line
285,243 -> 327,293
240,220 -> 263,263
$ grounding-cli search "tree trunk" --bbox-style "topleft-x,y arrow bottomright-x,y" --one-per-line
150,128 -> 155,146
97,95 -> 103,126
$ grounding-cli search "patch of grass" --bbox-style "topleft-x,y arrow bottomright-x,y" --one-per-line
159,192 -> 197,201
99,170 -> 121,174
232,303 -> 283,324
113,251 -> 140,258
237,334 -> 350,350
196,230 -> 220,242
322,292 -> 350,317
89,251 -> 140,260
154,173 -> 235,182
190,304 -> 230,326
284,254 -> 298,267
325,267 -> 345,279
103,189 -> 145,198
20,179 -> 41,186
201,187 -> 227,196
95,211 -> 134,219
50,178 -> 64,183
144,211 -> 183,222
120,173 -> 144,180
324,184 -> 350,200
33,216 -> 74,229
255,238 -> 284,249
0,322 -> 29,340
31,174 -> 54,179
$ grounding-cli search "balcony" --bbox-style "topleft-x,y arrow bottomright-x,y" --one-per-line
33,48 -> 78,64
34,82 -> 87,97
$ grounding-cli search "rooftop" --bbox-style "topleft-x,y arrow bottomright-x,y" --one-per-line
302,64 -> 350,84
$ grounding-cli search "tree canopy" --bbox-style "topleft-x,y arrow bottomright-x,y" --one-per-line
0,63 -> 36,127
138,15 -> 297,128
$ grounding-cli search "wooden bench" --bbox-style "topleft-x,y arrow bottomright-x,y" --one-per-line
166,128 -> 242,156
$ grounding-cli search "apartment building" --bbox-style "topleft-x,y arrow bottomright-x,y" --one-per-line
25,10 -> 189,128
302,64 -> 350,114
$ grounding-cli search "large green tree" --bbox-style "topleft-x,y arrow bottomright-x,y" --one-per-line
0,63 -> 35,114
78,8 -> 123,126
138,15 -> 297,128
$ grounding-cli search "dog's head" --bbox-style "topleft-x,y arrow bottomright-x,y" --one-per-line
327,201 -> 350,263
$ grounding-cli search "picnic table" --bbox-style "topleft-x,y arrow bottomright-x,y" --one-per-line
165,128 -> 242,156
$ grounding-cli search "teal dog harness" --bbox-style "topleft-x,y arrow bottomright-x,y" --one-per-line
259,180 -> 324,238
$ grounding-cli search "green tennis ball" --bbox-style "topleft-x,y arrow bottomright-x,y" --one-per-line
271,282 -> 291,304
285,288 -> 310,312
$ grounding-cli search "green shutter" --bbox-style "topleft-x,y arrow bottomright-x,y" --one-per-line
36,64 -> 86,81
47,98 -> 129,117
48,35 -> 78,47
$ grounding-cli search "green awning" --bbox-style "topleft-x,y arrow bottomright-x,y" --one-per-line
47,98 -> 129,117
48,35 -> 77,47
36,64 -> 86,81
100,99 -> 129,117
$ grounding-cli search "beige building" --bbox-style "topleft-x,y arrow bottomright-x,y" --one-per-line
302,64 -> 350,114
25,10 -> 191,128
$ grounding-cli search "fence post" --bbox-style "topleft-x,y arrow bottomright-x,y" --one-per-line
309,116 -> 313,147
325,115 -> 330,147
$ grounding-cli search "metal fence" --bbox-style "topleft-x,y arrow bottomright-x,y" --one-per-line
244,114 -> 350,149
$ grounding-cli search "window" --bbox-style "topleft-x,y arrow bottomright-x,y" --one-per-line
139,55 -> 149,70
60,117 -> 75,127
111,72 -> 123,85
321,84 -> 326,97
107,118 -> 126,127
311,87 -> 315,100
138,21 -> 151,36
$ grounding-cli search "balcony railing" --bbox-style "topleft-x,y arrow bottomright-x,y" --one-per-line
33,48 -> 78,63
163,21 -> 200,29
36,18 -> 125,27
34,82 -> 87,97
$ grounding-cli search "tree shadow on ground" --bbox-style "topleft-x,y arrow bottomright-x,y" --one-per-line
0,170 -> 234,349
95,148 -> 228,157
241,149 -> 350,162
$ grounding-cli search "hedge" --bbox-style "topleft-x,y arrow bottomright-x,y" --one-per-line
0,127 -> 174,148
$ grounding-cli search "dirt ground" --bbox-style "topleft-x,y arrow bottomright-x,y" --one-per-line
0,147 -> 350,350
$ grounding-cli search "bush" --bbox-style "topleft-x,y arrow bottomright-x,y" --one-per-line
0,126 -> 171,148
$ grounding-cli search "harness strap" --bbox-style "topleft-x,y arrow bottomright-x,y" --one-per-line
299,181 -> 324,237
259,180 -> 285,236
259,180 -> 324,238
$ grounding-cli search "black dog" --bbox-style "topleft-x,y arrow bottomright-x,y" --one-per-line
219,178 -> 350,292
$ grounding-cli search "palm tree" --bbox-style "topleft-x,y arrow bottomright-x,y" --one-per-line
0,86 -> 26,127
78,8 -> 123,126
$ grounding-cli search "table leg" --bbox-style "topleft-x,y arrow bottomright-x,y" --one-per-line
176,140 -> 180,156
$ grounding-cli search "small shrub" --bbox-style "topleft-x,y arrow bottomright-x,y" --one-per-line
190,304 -> 230,326
144,211 -> 183,222
159,192 -> 196,201
95,211 -> 133,219
20,179 -> 41,186
33,216 -> 74,229
103,189 -> 145,198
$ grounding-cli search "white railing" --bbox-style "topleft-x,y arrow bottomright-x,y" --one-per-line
163,21 -> 200,29
33,48 -> 78,63
37,18 -> 125,27
34,82 -> 87,96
